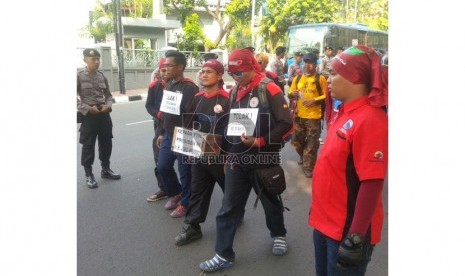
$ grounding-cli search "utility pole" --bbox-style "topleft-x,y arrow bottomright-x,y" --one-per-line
113,0 -> 126,94
251,0 -> 256,48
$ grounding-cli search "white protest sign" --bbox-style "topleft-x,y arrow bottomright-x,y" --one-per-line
226,108 -> 259,136
171,127 -> 206,158
160,90 -> 183,115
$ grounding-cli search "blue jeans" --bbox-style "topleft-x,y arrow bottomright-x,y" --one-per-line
313,229 -> 374,276
215,164 -> 287,260
157,133 -> 191,207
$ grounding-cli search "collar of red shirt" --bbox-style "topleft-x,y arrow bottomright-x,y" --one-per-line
339,96 -> 369,114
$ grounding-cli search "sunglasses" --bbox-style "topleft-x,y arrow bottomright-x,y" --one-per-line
228,71 -> 243,78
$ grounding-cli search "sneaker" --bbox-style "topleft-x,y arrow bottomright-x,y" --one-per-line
175,225 -> 202,246
147,190 -> 168,202
272,237 -> 288,256
199,254 -> 234,272
170,204 -> 187,218
164,193 -> 182,210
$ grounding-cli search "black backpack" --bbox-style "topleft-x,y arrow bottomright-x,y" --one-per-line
294,73 -> 326,119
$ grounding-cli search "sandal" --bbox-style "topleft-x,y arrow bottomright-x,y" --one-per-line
199,254 -> 234,272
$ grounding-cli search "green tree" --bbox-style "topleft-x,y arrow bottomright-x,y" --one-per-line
121,0 -> 153,17
86,0 -> 155,43
177,13 -> 205,51
226,23 -> 252,49
259,0 -> 340,51
86,1 -> 114,43
165,0 -> 262,51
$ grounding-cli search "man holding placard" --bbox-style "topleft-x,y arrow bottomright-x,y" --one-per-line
157,51 -> 199,218
199,48 -> 294,272
174,59 -> 231,246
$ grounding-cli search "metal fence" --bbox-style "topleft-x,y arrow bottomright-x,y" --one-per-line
76,47 -> 222,69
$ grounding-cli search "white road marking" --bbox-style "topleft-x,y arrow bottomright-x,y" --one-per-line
125,120 -> 152,126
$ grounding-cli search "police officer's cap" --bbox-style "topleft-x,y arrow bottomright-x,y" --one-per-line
303,53 -> 318,63
83,48 -> 101,58
204,52 -> 218,61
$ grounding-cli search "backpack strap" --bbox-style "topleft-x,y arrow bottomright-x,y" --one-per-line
258,77 -> 273,110
229,85 -> 238,110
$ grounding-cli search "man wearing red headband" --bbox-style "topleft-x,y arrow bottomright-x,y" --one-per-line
174,59 -> 231,246
199,48 -> 293,272
309,46 -> 388,275
146,58 -> 170,202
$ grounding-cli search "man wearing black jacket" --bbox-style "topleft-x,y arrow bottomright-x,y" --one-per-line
156,51 -> 199,218
145,58 -> 169,202
199,48 -> 293,272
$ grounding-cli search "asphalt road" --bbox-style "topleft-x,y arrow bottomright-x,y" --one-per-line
77,100 -> 388,276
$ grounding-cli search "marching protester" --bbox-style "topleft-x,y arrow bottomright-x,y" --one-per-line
145,58 -> 169,202
174,59 -> 231,246
309,46 -> 388,276
199,48 -> 293,272
77,48 -> 121,189
156,50 -> 199,218
288,53 -> 327,178
195,52 -> 219,90
255,52 -> 282,88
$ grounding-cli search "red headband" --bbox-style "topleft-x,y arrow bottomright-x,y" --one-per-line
331,46 -> 388,107
203,59 -> 225,88
158,58 -> 167,69
228,49 -> 262,74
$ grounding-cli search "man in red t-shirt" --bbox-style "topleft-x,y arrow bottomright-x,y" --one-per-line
309,45 -> 388,276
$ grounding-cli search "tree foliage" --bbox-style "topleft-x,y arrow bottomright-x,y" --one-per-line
85,0 -> 388,51
121,0 -> 153,17
177,13 -> 205,51
259,0 -> 340,51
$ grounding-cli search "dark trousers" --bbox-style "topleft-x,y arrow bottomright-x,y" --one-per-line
313,229 -> 374,276
152,119 -> 164,192
184,162 -> 225,226
215,164 -> 287,260
157,133 -> 192,207
79,113 -> 113,175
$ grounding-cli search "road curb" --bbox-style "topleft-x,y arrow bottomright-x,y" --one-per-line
112,93 -> 147,103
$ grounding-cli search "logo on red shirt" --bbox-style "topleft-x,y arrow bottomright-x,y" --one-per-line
374,151 -> 384,159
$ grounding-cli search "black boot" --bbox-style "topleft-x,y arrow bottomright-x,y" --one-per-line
174,224 -> 202,246
101,167 -> 121,180
86,174 -> 98,189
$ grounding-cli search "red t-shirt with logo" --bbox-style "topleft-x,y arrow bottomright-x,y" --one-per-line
309,96 -> 388,245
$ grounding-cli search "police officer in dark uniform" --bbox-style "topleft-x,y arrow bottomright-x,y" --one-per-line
77,48 -> 121,189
